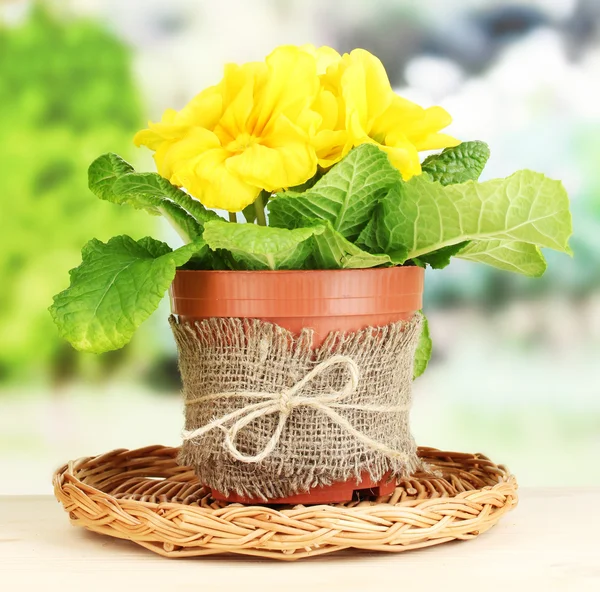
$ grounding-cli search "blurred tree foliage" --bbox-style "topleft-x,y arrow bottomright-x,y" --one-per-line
0,4 -> 155,384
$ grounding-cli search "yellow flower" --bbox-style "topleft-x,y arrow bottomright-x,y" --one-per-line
134,46 -> 320,212
314,48 -> 459,179
135,45 -> 460,212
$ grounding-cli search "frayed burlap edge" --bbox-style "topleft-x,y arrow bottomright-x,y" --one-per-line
170,314 -> 425,500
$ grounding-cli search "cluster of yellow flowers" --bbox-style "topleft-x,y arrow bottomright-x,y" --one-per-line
134,45 -> 459,213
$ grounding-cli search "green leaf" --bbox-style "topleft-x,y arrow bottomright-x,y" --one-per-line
456,240 -> 548,276
181,248 -> 232,271
88,153 -> 219,243
357,193 -> 467,268
412,242 -> 470,270
421,141 -> 490,185
353,187 -> 409,264
269,144 -> 401,241
311,221 -> 392,269
413,313 -> 431,379
317,225 -> 391,269
355,216 -> 378,252
202,220 -> 324,270
112,172 -> 220,224
375,170 -> 572,266
88,153 -> 135,201
49,236 -> 205,353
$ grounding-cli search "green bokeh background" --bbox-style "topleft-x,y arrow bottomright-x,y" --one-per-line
0,5 -> 158,385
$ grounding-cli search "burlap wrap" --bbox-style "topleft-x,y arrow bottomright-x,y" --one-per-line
170,314 -> 423,500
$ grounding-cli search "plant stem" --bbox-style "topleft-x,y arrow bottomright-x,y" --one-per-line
157,206 -> 196,244
228,212 -> 237,223
254,191 -> 268,226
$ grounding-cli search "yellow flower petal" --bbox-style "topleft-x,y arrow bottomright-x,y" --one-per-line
157,127 -> 220,179
382,146 -> 421,180
133,128 -> 163,150
214,66 -> 257,145
413,132 -> 460,152
402,106 -> 459,150
341,49 -> 394,134
312,129 -> 348,167
346,109 -> 371,145
134,109 -> 186,149
300,44 -> 341,75
380,129 -> 422,180
312,88 -> 339,132
175,148 -> 260,212
252,46 -> 319,135
225,142 -> 313,192
219,62 -> 265,106
371,96 -> 422,137
177,86 -> 223,129
152,141 -> 178,179
403,105 -> 453,139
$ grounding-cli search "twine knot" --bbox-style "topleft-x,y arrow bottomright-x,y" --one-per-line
277,391 -> 295,415
182,354 -> 409,464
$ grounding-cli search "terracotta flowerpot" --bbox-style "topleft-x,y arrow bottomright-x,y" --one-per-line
169,266 -> 424,504
170,267 -> 423,347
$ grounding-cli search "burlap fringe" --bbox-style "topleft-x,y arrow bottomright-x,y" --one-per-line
170,314 -> 424,500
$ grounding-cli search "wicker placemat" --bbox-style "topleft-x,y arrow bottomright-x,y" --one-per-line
53,444 -> 518,560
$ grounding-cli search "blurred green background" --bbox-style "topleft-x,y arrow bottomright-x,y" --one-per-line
1,0 -> 599,493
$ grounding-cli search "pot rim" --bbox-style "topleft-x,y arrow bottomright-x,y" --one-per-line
171,266 -> 423,319
175,266 -> 422,275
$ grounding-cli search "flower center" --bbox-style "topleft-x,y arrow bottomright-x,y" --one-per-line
227,133 -> 259,154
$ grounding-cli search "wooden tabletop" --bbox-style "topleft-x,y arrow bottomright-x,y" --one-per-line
1,489 -> 599,591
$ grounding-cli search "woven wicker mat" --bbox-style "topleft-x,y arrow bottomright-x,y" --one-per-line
53,444 -> 518,560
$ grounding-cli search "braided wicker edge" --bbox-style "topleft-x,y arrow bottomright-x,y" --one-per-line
52,444 -> 518,561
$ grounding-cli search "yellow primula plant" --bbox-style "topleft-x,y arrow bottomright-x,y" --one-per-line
50,45 -> 572,360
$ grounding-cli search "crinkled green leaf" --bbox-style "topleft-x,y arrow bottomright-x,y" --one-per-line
422,141 -> 490,185
311,221 -> 392,269
49,235 -> 205,353
375,170 -> 572,265
456,240 -> 547,276
413,313 -> 431,379
88,153 -> 135,201
269,144 -> 401,241
202,220 -> 323,270
355,216 -> 378,252
112,172 -> 220,224
181,248 -> 232,271
88,153 -> 218,242
354,187 -> 409,263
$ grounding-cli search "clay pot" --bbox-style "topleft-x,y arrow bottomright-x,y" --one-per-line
169,266 -> 424,504
170,267 -> 423,347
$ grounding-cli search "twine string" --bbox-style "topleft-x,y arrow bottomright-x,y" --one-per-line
182,355 -> 409,464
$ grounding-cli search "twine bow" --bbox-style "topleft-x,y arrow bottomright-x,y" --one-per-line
182,355 -> 409,464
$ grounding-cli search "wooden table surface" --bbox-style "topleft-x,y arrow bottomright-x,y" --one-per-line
1,489 -> 599,591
